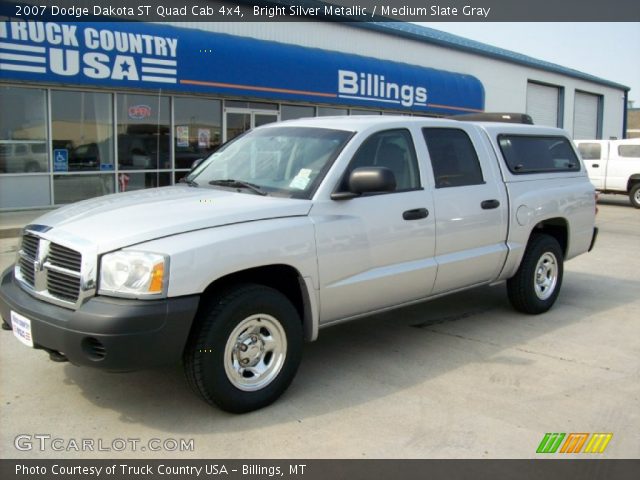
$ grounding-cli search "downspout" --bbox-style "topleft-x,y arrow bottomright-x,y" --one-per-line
623,90 -> 628,139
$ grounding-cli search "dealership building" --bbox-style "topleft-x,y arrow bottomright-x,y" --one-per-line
0,16 -> 630,209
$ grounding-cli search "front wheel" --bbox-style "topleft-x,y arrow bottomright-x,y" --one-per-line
629,183 -> 640,209
184,284 -> 303,413
507,234 -> 564,314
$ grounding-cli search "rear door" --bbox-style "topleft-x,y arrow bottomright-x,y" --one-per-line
421,126 -> 509,294
577,141 -> 607,189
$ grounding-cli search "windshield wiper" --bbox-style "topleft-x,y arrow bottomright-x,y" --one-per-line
209,179 -> 267,196
185,178 -> 199,187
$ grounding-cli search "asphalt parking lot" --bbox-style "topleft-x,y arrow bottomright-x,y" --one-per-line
0,195 -> 638,459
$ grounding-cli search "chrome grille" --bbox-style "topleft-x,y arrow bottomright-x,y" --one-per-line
18,256 -> 35,286
16,231 -> 87,307
48,243 -> 82,272
21,234 -> 39,259
46,270 -> 81,301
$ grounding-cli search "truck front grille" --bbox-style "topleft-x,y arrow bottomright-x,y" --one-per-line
16,232 -> 84,306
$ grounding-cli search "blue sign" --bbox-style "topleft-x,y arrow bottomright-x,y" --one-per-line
53,149 -> 68,172
0,19 -> 484,114
100,163 -> 114,171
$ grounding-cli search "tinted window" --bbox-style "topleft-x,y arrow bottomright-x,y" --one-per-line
618,145 -> 640,158
422,128 -> 484,188
343,129 -> 420,191
499,135 -> 581,174
577,143 -> 601,160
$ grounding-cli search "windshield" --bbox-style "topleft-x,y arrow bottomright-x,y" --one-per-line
190,126 -> 353,198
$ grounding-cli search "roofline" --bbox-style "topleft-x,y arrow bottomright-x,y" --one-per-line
350,22 -> 630,92
236,1 -> 629,92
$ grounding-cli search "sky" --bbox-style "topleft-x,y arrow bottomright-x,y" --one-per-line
418,23 -> 640,105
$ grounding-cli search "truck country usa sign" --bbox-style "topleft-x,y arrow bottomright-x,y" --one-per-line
0,20 -> 485,115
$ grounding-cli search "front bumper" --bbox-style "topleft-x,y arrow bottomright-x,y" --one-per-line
0,267 -> 199,371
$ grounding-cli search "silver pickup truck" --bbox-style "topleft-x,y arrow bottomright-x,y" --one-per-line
0,116 -> 597,412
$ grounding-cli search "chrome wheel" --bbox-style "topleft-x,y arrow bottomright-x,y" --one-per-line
534,252 -> 558,300
223,314 -> 287,392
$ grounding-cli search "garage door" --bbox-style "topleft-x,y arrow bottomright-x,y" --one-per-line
526,82 -> 560,127
573,91 -> 600,139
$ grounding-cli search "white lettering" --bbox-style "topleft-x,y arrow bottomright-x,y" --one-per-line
83,52 -> 110,78
49,48 -> 79,76
110,55 -> 139,80
338,69 -> 428,107
338,70 -> 358,95
84,28 -> 100,49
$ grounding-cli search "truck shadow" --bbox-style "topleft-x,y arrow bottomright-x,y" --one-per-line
61,267 -> 640,436
597,196 -> 634,208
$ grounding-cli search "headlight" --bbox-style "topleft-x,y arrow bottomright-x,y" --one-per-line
99,251 -> 168,298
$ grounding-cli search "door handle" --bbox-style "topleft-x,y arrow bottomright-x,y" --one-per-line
481,199 -> 500,210
403,208 -> 429,220
592,164 -> 599,168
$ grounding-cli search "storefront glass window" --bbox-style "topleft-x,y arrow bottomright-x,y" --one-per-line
51,90 -> 114,172
281,105 -> 315,120
0,86 -> 48,173
53,174 -> 115,204
317,107 -> 348,116
174,97 -> 222,170
117,172 -> 171,192
350,109 -> 381,115
117,94 -> 170,170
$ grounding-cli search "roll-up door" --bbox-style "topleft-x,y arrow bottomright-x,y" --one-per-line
573,91 -> 601,139
526,82 -> 560,127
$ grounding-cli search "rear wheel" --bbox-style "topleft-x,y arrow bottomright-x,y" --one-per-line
507,234 -> 564,314
630,183 -> 640,209
184,284 -> 303,413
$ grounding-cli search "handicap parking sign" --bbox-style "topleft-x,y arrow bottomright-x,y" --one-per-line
53,149 -> 68,172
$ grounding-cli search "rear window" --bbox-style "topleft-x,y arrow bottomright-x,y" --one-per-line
577,143 -> 601,160
498,135 -> 581,174
618,145 -> 640,158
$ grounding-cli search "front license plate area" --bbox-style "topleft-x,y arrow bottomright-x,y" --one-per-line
11,311 -> 34,348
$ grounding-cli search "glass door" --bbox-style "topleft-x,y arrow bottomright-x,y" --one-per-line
224,108 -> 279,143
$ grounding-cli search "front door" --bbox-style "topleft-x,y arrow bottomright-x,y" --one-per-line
312,128 -> 437,323
224,108 -> 279,142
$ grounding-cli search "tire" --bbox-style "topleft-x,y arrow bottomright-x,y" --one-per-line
630,183 -> 640,209
183,284 -> 303,413
507,234 -> 564,314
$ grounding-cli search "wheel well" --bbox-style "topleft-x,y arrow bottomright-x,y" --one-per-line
199,264 -> 307,326
627,175 -> 640,192
532,218 -> 568,257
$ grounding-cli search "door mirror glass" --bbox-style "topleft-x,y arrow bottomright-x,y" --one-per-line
349,167 -> 396,194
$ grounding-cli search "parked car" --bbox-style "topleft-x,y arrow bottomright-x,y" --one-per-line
0,142 -> 47,173
575,138 -> 640,208
1,116 -> 597,413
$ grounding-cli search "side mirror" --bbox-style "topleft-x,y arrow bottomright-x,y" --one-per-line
332,167 -> 396,200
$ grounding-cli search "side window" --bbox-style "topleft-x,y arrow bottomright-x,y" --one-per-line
499,135 -> 581,173
618,145 -> 640,158
577,143 -> 601,160
422,128 -> 484,188
342,129 -> 420,192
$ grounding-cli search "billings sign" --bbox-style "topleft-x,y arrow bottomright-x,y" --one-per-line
0,21 -> 177,85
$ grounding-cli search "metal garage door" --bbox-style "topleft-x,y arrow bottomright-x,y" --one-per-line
573,91 -> 600,139
526,82 -> 560,127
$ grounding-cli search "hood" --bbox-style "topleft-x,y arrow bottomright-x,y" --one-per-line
32,186 -> 312,253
